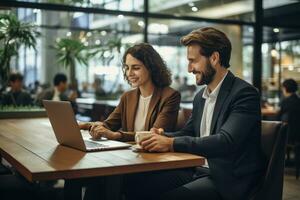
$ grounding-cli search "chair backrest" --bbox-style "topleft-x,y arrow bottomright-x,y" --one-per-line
176,109 -> 186,131
288,108 -> 300,143
252,121 -> 288,200
175,109 -> 191,131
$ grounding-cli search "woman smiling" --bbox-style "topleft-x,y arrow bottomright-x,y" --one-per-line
80,43 -> 180,141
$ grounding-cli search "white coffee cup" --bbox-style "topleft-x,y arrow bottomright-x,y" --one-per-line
135,131 -> 152,144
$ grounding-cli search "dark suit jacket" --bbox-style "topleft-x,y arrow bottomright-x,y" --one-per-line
166,71 -> 266,200
2,90 -> 32,106
278,94 -> 300,143
103,86 -> 181,141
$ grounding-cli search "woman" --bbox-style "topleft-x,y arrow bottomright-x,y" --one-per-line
65,43 -> 181,200
79,43 -> 180,141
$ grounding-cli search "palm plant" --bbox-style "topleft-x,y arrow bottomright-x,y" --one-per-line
0,14 -> 40,87
89,37 -> 123,66
53,38 -> 90,85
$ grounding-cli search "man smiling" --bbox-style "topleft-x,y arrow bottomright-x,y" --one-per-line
126,27 -> 266,200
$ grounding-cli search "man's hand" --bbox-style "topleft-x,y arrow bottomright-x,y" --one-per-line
140,134 -> 174,152
150,127 -> 164,135
90,124 -> 121,140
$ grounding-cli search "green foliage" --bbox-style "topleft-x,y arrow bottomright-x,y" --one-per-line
0,14 -> 40,86
0,105 -> 44,112
53,38 -> 90,68
89,37 -> 129,66
52,38 -> 91,85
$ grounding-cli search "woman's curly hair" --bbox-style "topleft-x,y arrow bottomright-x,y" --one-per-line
122,43 -> 172,88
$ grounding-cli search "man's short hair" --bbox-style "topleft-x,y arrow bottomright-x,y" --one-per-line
181,27 -> 232,68
53,73 -> 67,86
9,73 -> 23,82
282,79 -> 298,93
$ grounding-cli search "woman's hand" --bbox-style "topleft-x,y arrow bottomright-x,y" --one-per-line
78,121 -> 103,130
90,125 -> 121,140
78,122 -> 92,130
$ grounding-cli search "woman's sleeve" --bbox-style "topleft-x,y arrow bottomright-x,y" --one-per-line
102,95 -> 124,131
152,91 -> 181,131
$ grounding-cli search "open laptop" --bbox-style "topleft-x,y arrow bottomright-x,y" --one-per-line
43,100 -> 131,152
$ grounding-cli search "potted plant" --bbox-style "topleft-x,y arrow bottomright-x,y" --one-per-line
0,14 -> 40,88
53,38 -> 90,86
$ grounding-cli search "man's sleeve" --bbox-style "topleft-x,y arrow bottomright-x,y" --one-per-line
164,92 -> 202,138
172,86 -> 261,158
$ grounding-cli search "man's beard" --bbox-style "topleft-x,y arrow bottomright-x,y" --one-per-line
196,60 -> 216,85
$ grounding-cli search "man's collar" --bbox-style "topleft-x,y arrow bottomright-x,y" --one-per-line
202,71 -> 228,99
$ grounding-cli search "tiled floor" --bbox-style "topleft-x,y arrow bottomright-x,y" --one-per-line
283,168 -> 300,200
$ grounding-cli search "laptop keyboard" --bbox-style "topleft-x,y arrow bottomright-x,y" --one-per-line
84,140 -> 108,149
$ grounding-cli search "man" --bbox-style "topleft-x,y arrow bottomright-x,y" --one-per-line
278,79 -> 300,122
278,79 -> 300,148
36,73 -> 77,106
1,73 -> 32,106
127,27 -> 266,200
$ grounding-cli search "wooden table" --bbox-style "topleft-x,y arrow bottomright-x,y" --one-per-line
0,118 -> 204,182
261,107 -> 278,120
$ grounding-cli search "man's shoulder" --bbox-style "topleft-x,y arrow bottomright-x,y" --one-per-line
231,76 -> 259,95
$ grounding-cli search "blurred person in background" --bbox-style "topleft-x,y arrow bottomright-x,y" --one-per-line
278,79 -> 300,122
278,79 -> 300,153
36,73 -> 77,107
1,73 -> 32,106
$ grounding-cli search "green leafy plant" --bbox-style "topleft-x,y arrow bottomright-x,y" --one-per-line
89,37 -> 123,66
53,38 -> 90,85
0,14 -> 40,87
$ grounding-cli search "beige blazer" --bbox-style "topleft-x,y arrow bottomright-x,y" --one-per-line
103,86 -> 181,141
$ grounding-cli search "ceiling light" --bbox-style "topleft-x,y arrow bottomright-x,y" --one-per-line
191,6 -> 198,12
271,49 -> 278,57
118,15 -> 124,19
138,21 -> 145,27
288,65 -> 294,71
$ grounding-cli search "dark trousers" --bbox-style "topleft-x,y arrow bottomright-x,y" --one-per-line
67,167 -> 222,200
124,167 -> 222,200
64,176 -> 122,200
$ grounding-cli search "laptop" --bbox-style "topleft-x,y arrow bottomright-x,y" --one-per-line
43,100 -> 131,152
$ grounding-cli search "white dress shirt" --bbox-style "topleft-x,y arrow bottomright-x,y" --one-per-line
52,87 -> 61,101
200,72 -> 228,138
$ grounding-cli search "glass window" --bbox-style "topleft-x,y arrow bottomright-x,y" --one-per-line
5,8 -> 144,97
149,0 -> 254,22
261,26 -> 300,106
17,0 -> 144,12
